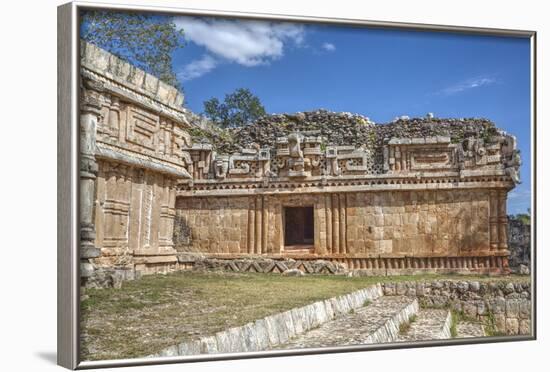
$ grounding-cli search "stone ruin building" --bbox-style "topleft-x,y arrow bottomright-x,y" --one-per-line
79,42 -> 522,286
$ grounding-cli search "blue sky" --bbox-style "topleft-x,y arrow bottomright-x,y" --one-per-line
163,16 -> 531,214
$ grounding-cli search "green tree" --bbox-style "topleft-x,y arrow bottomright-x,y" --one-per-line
203,88 -> 267,128
81,10 -> 185,89
516,208 -> 531,225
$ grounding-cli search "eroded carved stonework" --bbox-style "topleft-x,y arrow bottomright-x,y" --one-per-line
80,41 -> 193,280
176,128 -> 520,274
177,131 -> 519,187
80,41 -> 523,283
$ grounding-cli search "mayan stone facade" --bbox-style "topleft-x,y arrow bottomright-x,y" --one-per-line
175,131 -> 520,274
79,41 -> 194,279
80,42 -> 522,281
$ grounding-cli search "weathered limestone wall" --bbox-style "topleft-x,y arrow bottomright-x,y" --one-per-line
80,41 -> 193,278
93,163 -> 178,272
175,188 -> 510,273
345,190 -> 491,256
174,196 -> 250,254
381,280 -> 531,335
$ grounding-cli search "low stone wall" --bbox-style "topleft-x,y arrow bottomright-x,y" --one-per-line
144,280 -> 529,358
381,280 -> 531,335
81,267 -> 141,289
153,284 -> 384,357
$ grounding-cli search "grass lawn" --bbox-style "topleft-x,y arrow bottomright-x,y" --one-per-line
80,271 -> 528,361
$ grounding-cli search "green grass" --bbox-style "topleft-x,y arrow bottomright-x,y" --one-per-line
448,309 -> 506,338
81,271 -> 527,361
483,310 -> 507,337
399,315 -> 417,334
450,311 -> 458,338
449,310 -> 478,338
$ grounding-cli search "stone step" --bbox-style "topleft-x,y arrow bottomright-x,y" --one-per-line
272,296 -> 419,350
456,321 -> 485,338
396,309 -> 452,342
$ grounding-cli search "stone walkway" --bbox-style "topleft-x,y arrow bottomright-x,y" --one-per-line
456,321 -> 485,338
396,309 -> 452,342
156,286 -> 492,358
272,296 -> 417,350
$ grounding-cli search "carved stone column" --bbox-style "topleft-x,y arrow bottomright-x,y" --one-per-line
247,198 -> 255,254
339,194 -> 346,254
489,190 -> 499,250
108,95 -> 120,141
80,80 -> 103,279
163,120 -> 172,156
332,193 -> 340,254
262,195 -> 268,254
325,194 -> 333,253
498,190 -> 509,251
255,196 -> 262,254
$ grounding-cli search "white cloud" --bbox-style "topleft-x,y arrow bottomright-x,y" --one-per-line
175,17 -> 305,67
440,76 -> 497,95
322,42 -> 336,52
177,54 -> 218,81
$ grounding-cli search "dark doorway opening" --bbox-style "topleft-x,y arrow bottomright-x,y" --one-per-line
284,206 -> 314,248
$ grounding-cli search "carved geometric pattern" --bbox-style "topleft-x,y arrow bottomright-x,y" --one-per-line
185,256 -> 509,274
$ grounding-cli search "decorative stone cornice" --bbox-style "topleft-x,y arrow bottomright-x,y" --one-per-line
177,130 -> 520,195
81,68 -> 191,127
81,41 -> 184,108
95,142 -> 191,179
80,40 -> 192,128
177,173 -> 515,197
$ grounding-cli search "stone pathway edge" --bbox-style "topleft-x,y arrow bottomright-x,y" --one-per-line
151,283 -> 384,357
441,311 -> 453,339
364,298 -> 419,344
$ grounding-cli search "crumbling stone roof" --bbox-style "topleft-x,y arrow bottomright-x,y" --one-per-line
192,109 -> 501,155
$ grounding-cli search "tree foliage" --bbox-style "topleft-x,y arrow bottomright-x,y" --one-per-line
81,10 -> 185,89
515,209 -> 531,225
203,88 -> 267,128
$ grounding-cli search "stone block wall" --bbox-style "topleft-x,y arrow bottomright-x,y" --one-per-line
175,188 -> 510,273
80,40 -> 194,279
174,196 -> 250,253
345,189 -> 491,256
381,280 -> 531,335
93,161 -> 178,272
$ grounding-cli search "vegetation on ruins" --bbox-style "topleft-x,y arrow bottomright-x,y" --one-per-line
81,10 -> 185,89
399,315 -> 417,334
513,209 -> 531,225
190,109 -> 503,156
203,88 -> 267,129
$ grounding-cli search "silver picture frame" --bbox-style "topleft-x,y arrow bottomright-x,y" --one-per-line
57,1 -> 537,369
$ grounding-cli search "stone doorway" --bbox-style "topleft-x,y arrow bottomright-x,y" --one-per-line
284,206 -> 314,249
